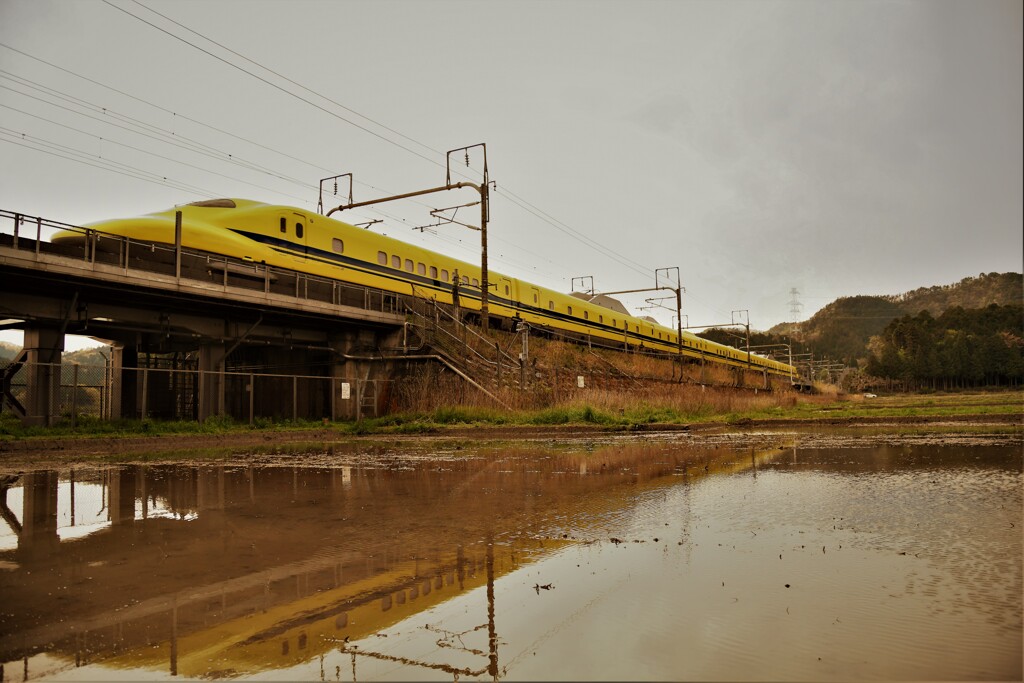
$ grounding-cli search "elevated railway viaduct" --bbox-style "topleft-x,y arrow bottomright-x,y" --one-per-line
1,211 -> 796,426
1,211 -> 414,425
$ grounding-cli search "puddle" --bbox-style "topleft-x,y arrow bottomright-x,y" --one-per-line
0,439 -> 1019,680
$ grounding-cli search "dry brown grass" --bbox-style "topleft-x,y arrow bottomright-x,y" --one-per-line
385,324 -> 818,420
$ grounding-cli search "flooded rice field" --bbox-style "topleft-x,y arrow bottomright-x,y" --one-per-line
0,432 -> 1020,681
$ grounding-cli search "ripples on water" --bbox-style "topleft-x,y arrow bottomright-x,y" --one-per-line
0,439 -> 1019,681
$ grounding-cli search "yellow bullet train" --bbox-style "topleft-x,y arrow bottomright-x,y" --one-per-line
55,198 -> 796,379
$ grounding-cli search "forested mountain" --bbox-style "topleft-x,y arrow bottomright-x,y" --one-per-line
885,272 -> 1022,317
790,296 -> 907,364
751,273 -> 1022,370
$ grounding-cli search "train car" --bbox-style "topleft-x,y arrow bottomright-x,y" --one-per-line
53,198 -> 796,378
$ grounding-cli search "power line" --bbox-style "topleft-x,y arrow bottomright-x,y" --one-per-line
0,136 -> 217,197
0,73 -> 315,190
0,104 -> 313,204
100,0 -> 444,170
129,0 -> 442,162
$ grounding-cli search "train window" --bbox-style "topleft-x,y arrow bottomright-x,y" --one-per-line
533,293 -> 538,303
417,262 -> 426,275
612,318 -> 616,326
332,238 -> 344,254
583,310 -> 589,320
280,217 -> 287,234
429,266 -> 438,278
567,306 -> 573,316
504,284 -> 509,295
472,278 -> 479,287
599,315 -> 603,323
295,222 -> 303,238
378,251 -> 387,265
548,300 -> 554,310
441,269 -> 449,282
392,255 -> 401,269
405,259 -> 414,273
462,275 -> 469,284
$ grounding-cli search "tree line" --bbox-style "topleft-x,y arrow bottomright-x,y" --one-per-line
864,304 -> 1024,390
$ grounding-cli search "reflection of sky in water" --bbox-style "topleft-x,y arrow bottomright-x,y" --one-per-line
0,479 -> 187,551
1,442 -> 1020,681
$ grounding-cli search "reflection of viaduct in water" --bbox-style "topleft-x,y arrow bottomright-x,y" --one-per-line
0,441 -> 789,679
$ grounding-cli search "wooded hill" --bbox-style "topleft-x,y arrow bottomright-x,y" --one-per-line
0,342 -> 110,365
700,272 -> 1023,370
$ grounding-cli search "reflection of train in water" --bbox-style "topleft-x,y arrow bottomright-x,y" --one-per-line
2,442 -> 792,679
54,198 -> 796,379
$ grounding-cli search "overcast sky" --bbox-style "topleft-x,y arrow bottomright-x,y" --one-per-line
1,0 -> 1021,350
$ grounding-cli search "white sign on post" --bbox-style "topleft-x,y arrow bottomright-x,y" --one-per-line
341,382 -> 351,400
577,375 -> 585,388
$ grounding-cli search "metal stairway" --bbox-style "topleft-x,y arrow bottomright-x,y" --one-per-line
401,292 -> 524,400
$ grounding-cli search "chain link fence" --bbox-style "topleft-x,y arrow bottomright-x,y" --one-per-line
1,360 -> 393,425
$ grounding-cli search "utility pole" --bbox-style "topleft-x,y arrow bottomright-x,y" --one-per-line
324,144 -> 493,332
732,309 -> 750,368
447,145 -> 491,333
596,266 -> 684,380
518,320 -> 529,391
571,276 -> 595,295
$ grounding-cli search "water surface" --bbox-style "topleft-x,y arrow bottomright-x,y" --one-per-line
0,437 -> 1019,681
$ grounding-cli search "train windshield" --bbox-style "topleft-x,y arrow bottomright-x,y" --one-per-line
187,199 -> 237,208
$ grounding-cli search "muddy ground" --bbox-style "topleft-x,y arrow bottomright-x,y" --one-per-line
0,412 -> 1019,472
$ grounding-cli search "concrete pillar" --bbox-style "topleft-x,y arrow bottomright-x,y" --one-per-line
108,345 -> 140,420
197,342 -> 225,422
329,328 -> 402,420
330,330 -> 375,420
22,327 -> 64,426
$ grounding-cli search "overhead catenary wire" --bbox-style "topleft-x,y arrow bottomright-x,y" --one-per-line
0,137 -> 217,198
0,104 -> 314,205
100,0 -> 445,171
0,41 -> 340,177
127,0 -> 443,163
0,74 -> 316,190
0,54 -> 453,220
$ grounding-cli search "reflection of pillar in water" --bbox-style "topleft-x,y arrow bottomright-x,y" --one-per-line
20,470 -> 59,556
169,599 -> 178,676
486,541 -> 498,681
139,465 -> 148,520
109,467 -> 137,525
196,466 -> 226,511
457,544 -> 466,591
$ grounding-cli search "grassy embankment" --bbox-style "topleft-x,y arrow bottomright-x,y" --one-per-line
1,388 -> 1020,441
